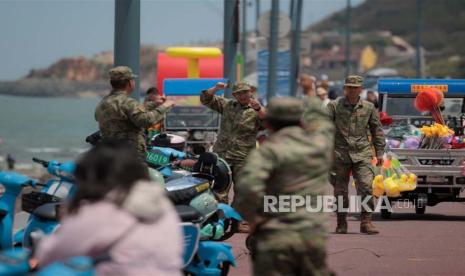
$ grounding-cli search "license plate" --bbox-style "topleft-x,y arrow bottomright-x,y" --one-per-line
426,176 -> 446,183
419,159 -> 454,166
146,151 -> 170,165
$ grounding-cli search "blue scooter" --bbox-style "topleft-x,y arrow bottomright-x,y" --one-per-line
147,145 -> 242,241
178,205 -> 237,275
0,170 -> 39,250
0,205 -> 236,276
0,157 -> 76,249
18,158 -> 75,249
0,247 -> 96,275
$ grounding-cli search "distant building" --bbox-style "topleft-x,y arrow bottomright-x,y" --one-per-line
311,46 -> 363,70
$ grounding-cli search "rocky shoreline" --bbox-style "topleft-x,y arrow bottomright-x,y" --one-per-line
0,78 -> 107,98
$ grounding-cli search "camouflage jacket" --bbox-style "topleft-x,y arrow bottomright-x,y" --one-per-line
95,90 -> 170,154
327,97 -> 386,162
235,125 -> 334,232
302,96 -> 335,135
200,91 -> 262,165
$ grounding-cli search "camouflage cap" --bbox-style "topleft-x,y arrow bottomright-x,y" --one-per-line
344,75 -> 363,87
232,82 -> 253,94
109,66 -> 138,81
265,97 -> 304,121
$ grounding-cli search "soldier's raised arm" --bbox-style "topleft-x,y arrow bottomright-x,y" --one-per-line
368,105 -> 386,159
200,82 -> 229,114
124,97 -> 174,129
235,147 -> 276,222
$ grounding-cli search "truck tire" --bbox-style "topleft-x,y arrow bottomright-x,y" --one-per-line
381,208 -> 392,219
415,194 -> 427,215
415,205 -> 426,214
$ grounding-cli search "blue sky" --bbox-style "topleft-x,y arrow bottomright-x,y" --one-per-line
0,0 -> 364,80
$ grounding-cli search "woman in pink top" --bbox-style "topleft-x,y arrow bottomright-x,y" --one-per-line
35,142 -> 183,275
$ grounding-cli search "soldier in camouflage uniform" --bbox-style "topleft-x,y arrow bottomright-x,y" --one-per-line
327,75 -> 385,235
201,82 -> 264,232
95,66 -> 175,160
236,97 -> 334,276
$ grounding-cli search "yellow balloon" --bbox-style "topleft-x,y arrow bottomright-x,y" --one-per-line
373,187 -> 384,197
385,177 -> 401,197
407,173 -> 417,191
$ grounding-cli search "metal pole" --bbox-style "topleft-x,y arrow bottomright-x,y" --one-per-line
114,0 -> 140,100
224,0 -> 239,98
290,0 -> 303,96
255,0 -> 260,36
267,0 -> 279,102
289,0 -> 295,22
344,0 -> 351,78
241,0 -> 247,76
415,0 -> 423,78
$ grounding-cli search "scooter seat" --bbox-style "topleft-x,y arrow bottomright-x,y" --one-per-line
165,175 -> 212,204
165,170 -> 190,182
175,205 -> 202,222
32,202 -> 62,221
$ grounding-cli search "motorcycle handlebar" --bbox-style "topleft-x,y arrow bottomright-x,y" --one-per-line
85,131 -> 102,145
32,157 -> 49,168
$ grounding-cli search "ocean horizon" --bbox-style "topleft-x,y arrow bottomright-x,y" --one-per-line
0,94 -> 100,164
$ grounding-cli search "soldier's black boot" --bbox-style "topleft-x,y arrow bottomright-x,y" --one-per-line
360,212 -> 379,235
335,213 -> 348,234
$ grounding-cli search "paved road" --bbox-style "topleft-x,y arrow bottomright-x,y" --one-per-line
228,198 -> 465,275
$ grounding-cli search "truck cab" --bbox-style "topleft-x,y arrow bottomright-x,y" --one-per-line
378,79 -> 465,216
161,78 -> 227,154
379,79 -> 465,131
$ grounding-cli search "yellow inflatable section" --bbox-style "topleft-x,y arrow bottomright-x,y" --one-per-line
166,47 -> 222,78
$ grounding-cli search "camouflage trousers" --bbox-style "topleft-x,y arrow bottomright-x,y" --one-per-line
330,157 -> 374,213
249,229 -> 330,276
215,162 -> 243,205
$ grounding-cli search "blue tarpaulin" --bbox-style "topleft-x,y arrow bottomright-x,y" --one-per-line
163,78 -> 227,96
257,50 -> 291,102
378,79 -> 465,95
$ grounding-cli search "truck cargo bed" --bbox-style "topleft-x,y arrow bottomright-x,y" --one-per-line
390,149 -> 465,188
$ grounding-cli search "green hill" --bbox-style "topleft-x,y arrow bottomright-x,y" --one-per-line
309,0 -> 465,77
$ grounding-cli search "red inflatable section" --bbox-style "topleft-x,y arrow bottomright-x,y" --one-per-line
157,53 -> 224,94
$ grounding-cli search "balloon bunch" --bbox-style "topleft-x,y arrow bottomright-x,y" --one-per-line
371,154 -> 417,198
420,123 -> 453,137
414,87 -> 445,125
419,123 -> 454,149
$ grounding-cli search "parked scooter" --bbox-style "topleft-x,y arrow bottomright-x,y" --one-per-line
86,131 -> 242,241
0,205 -> 235,276
19,158 -> 75,248
161,150 -> 241,241
148,133 -> 242,241
0,170 -> 40,250
177,205 -> 236,275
